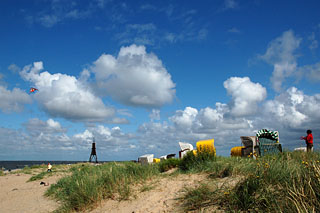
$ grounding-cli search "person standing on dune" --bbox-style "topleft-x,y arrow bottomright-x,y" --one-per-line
301,130 -> 314,152
47,163 -> 52,172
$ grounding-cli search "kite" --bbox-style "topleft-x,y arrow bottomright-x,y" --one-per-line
29,87 -> 38,93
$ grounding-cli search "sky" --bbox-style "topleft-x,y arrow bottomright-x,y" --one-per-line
0,0 -> 320,161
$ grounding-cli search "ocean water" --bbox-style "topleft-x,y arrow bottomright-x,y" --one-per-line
0,161 -> 87,171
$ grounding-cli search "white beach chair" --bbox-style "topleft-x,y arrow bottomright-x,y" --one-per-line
138,154 -> 154,165
178,142 -> 194,158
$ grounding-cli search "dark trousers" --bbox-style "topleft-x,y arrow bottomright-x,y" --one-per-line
307,144 -> 313,152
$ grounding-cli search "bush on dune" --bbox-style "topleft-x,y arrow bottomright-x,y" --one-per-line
179,149 -> 216,171
159,158 -> 180,172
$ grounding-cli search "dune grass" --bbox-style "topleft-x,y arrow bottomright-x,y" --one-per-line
46,162 -> 160,212
26,164 -> 71,182
158,158 -> 180,172
180,151 -> 320,212
43,150 -> 320,212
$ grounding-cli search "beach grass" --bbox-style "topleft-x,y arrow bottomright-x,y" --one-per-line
28,171 -> 53,182
40,150 -> 320,212
46,162 -> 160,212
180,151 -> 320,212
158,158 -> 180,172
179,148 -> 216,172
22,164 -> 70,182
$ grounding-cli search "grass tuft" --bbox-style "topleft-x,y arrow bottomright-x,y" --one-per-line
159,158 -> 180,172
28,171 -> 52,182
179,149 -> 216,171
46,162 -> 160,212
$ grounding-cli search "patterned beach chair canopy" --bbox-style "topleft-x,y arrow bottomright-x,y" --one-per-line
256,129 -> 282,156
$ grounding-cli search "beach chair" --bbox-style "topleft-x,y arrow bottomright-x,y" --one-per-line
138,154 -> 154,165
178,142 -> 194,158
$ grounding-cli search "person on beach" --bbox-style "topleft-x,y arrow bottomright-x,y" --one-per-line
301,130 -> 313,152
47,163 -> 52,172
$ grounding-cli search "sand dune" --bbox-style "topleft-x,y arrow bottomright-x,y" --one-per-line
0,172 -> 60,213
0,169 -> 233,213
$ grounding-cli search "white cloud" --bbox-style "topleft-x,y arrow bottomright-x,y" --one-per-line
20,61 -> 116,122
134,82 -> 320,156
260,30 -> 301,92
73,125 -> 135,151
0,85 -> 32,113
2,84 -> 320,159
223,77 -> 267,116
91,44 -> 176,108
149,109 -> 160,121
263,87 -> 307,128
24,118 -> 65,135
196,106 -> 224,128
170,107 -> 198,130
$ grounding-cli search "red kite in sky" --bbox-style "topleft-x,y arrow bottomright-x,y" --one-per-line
29,87 -> 38,93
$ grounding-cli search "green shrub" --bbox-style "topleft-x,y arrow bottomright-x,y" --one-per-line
159,158 -> 180,172
179,149 -> 216,171
28,171 -> 51,182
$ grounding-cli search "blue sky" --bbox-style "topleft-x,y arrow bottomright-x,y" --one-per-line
0,0 -> 320,161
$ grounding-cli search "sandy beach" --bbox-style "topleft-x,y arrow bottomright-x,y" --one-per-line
0,167 -> 235,213
0,171 -> 60,213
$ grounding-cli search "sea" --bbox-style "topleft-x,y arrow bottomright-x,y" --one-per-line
0,161 -> 88,171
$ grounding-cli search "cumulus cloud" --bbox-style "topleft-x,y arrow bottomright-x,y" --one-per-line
263,87 -> 306,128
134,82 -> 320,156
136,104 -> 255,156
24,118 -> 66,135
20,61 -> 116,122
260,30 -> 301,92
223,77 -> 267,116
2,85 -> 320,159
170,107 -> 198,130
263,87 -> 320,128
0,119 -> 138,160
91,44 -> 176,108
0,85 -> 32,112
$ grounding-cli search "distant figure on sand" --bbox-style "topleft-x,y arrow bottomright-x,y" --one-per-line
301,130 -> 313,152
47,163 -> 52,172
